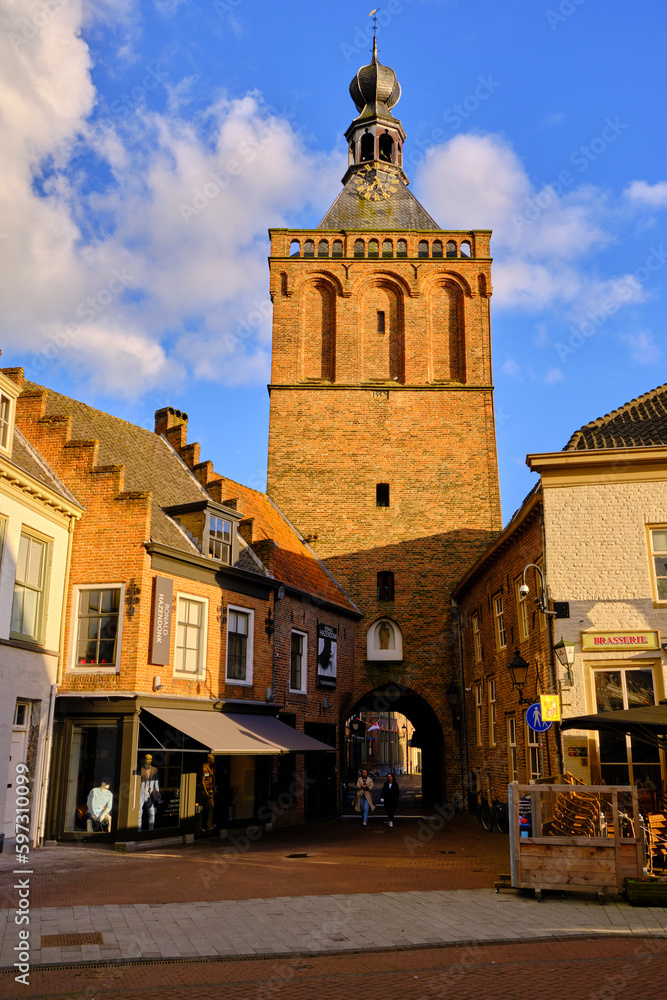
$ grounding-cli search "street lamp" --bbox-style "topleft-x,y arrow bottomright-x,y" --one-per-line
520,562 -> 564,774
507,649 -> 531,705
553,636 -> 576,687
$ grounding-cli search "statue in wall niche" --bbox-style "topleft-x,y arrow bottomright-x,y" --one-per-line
378,621 -> 393,650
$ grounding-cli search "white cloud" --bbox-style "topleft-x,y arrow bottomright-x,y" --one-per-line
619,330 -> 661,365
413,133 -> 634,315
544,367 -> 564,384
0,2 -> 343,398
625,180 -> 667,207
501,358 -> 521,378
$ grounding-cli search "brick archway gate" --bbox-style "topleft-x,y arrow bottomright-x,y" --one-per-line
345,683 -> 448,809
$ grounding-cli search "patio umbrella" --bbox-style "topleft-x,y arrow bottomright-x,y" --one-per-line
560,704 -> 667,748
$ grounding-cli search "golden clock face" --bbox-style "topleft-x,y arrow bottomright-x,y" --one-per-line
353,165 -> 400,202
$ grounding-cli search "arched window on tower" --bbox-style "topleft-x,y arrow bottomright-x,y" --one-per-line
478,273 -> 488,297
332,240 -> 344,258
354,239 -> 365,258
368,239 -> 379,258
304,240 -> 315,258
418,240 -> 429,258
301,280 -> 335,381
382,240 -> 393,258
397,239 -> 407,258
360,131 -> 375,162
318,240 -> 329,258
290,240 -> 300,257
460,240 -> 471,258
379,131 -> 394,163
446,240 -> 457,258
430,282 -> 463,383
432,240 -> 443,258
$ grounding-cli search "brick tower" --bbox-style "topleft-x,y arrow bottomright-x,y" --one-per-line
266,39 -> 502,803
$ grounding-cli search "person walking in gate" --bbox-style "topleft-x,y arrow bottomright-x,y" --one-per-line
381,772 -> 400,827
354,768 -> 375,827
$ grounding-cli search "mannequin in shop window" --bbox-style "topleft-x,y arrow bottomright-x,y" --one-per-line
138,753 -> 161,831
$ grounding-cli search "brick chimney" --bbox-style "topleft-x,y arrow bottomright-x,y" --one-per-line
154,407 -> 188,450
1,367 -> 25,389
238,518 -> 254,544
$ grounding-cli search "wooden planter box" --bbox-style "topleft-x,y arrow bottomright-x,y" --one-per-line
625,878 -> 667,907
509,783 -> 643,898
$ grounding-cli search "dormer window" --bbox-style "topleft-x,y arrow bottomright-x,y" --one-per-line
208,515 -> 231,562
0,371 -> 20,458
0,392 -> 10,451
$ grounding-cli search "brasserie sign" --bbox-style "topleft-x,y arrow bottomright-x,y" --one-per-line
580,630 -> 660,651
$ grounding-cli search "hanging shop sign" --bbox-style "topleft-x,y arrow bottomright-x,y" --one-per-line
316,621 -> 338,689
580,630 -> 660,651
540,694 -> 561,723
150,576 -> 173,665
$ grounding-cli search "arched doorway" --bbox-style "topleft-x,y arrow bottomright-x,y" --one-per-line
344,684 -> 446,809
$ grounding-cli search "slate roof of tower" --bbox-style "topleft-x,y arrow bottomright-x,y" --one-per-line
563,382 -> 667,450
317,177 -> 439,231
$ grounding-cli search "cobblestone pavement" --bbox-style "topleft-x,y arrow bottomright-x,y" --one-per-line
1,938 -> 667,1000
0,815 -> 509,907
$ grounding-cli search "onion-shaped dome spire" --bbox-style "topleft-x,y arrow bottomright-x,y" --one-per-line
349,36 -> 401,119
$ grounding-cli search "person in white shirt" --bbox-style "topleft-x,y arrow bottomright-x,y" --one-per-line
87,780 -> 113,832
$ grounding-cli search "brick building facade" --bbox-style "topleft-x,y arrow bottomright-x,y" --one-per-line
266,41 -> 502,804
4,367 -> 358,845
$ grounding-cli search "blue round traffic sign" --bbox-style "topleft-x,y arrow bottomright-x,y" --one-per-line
526,702 -> 553,733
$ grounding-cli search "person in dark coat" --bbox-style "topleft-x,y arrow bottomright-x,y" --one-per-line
381,772 -> 400,827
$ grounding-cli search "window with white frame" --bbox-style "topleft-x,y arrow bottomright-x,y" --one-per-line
648,527 -> 667,602
475,682 -> 483,746
493,594 -> 506,650
516,576 -> 529,642
488,677 -> 497,746
174,594 -> 207,677
74,587 -> 122,668
226,606 -> 253,684
593,666 -> 660,786
290,630 -> 307,692
507,715 -> 518,783
10,532 -> 50,644
527,723 -> 543,781
208,515 -> 232,562
472,612 -> 481,661
0,390 -> 12,453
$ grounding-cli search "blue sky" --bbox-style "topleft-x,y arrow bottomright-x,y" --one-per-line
1,0 -> 666,520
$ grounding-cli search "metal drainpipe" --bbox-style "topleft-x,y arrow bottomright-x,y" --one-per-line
452,602 -> 470,811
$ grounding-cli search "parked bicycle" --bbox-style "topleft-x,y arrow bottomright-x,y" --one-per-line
479,786 -> 508,834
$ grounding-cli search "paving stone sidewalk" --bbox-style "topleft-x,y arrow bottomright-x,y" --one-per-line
2,888 -> 667,969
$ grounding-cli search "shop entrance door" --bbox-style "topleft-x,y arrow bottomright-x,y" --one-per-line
4,720 -> 29,840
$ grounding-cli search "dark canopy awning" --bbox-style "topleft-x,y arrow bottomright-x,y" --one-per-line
561,705 -> 667,748
145,708 -> 335,754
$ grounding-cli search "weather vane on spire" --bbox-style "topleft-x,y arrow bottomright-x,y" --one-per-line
369,8 -> 379,39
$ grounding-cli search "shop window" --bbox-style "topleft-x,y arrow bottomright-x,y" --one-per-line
488,677 -> 496,746
493,593 -> 506,650
594,667 -> 661,786
377,571 -> 394,601
65,722 -> 119,834
226,606 -> 254,684
74,586 -> 122,669
376,482 -> 390,507
472,612 -> 482,662
648,527 -> 667,602
475,683 -> 483,746
174,594 -> 208,677
507,716 -> 518,782
290,630 -> 307,693
10,532 -> 50,644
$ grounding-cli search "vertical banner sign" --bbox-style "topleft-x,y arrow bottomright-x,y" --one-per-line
316,621 -> 338,689
540,694 -> 561,723
151,576 -> 173,665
